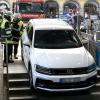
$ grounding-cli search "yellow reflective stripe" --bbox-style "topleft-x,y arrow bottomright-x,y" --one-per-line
6,40 -> 13,44
2,41 -> 19,44
12,41 -> 19,44
6,31 -> 11,34
1,18 -> 7,29
1,41 -> 13,44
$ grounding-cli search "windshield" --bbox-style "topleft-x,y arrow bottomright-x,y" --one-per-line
34,30 -> 82,49
17,2 -> 44,13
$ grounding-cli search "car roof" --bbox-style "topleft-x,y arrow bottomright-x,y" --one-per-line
29,18 -> 73,30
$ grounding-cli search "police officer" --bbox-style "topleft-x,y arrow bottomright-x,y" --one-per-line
11,14 -> 23,59
1,13 -> 14,67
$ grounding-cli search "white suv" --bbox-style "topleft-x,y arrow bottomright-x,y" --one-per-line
22,19 -> 97,92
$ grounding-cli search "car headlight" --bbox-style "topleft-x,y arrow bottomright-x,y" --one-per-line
36,65 -> 51,75
87,63 -> 96,73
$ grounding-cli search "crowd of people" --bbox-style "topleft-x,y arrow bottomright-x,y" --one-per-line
0,11 -> 23,67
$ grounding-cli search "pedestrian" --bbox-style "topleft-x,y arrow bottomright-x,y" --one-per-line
1,13 -> 14,67
87,19 -> 94,39
11,14 -> 23,59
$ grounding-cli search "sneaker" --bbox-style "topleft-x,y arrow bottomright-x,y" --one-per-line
8,60 -> 14,63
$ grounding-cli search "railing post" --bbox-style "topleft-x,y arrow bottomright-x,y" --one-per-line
5,37 -> 9,100
0,44 -> 4,100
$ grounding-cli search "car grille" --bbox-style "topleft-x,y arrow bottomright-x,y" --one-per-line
49,67 -> 94,75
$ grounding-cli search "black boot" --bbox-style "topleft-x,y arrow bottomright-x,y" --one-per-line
8,59 -> 14,63
14,55 -> 18,59
3,62 -> 7,67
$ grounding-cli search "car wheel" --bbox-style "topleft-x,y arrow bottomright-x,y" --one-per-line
28,66 -> 33,90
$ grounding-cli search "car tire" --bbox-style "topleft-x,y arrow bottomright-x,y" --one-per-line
28,65 -> 33,90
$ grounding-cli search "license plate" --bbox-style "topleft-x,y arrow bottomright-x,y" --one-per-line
60,78 -> 80,83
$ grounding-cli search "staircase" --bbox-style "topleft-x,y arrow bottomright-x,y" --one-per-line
4,60 -> 37,100
8,73 -> 36,100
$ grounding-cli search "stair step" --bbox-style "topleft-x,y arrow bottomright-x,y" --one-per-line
9,79 -> 29,82
97,75 -> 100,78
9,87 -> 30,91
91,91 -> 100,95
9,79 -> 30,87
4,73 -> 29,79
97,75 -> 100,84
92,83 -> 100,92
9,87 -> 33,96
9,73 -> 29,79
9,95 -> 37,100
97,68 -> 100,75
96,83 -> 100,87
97,75 -> 100,82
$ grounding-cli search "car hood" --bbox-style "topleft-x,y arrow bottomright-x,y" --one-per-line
33,47 -> 94,68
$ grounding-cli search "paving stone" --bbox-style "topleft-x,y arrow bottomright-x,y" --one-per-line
0,96 -> 3,100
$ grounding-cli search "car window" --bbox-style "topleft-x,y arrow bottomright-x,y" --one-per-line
34,30 -> 82,49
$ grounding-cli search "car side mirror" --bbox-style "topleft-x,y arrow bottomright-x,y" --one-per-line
23,40 -> 30,47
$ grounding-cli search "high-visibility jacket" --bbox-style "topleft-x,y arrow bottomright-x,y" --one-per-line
11,20 -> 23,44
1,18 -> 12,44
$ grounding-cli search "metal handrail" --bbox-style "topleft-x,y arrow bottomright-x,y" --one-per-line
1,36 -> 9,100
5,37 -> 9,100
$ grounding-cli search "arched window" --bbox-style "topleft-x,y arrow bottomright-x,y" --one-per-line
84,3 -> 97,15
44,0 -> 59,18
63,1 -> 80,14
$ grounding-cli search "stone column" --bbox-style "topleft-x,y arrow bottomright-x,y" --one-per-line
80,8 -> 84,16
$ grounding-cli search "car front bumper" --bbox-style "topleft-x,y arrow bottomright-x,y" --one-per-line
33,70 -> 97,92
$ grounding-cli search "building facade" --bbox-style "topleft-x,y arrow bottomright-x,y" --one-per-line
43,0 -> 100,17
1,0 -> 100,17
